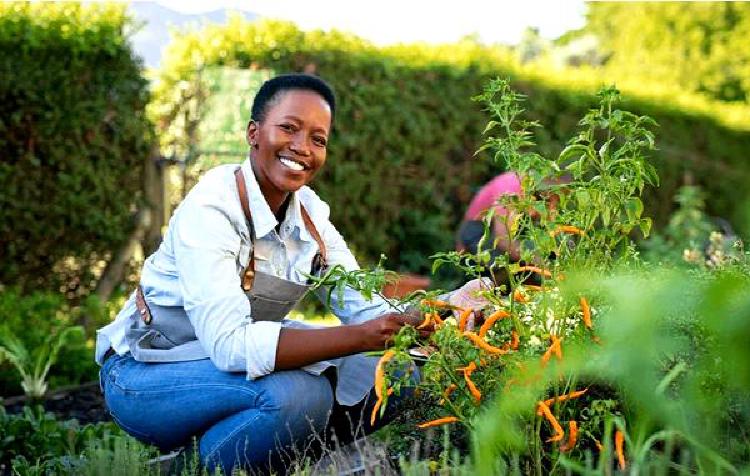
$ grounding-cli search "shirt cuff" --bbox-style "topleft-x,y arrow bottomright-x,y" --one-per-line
244,320 -> 282,379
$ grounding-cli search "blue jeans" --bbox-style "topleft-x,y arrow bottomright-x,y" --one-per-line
100,354 -> 414,473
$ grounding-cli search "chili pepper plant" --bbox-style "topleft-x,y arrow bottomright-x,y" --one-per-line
309,79 -> 749,474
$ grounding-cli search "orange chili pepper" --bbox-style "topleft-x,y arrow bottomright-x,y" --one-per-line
465,331 -> 509,355
478,309 -> 510,337
541,388 -> 588,408
457,361 -> 477,373
443,383 -> 457,398
432,313 -> 444,326
536,401 -> 565,442
513,289 -> 529,303
516,265 -> 552,278
419,299 -> 451,307
615,430 -> 627,470
461,362 -> 482,403
541,335 -> 563,366
416,313 -> 432,329
374,350 -> 395,399
417,416 -> 459,429
550,225 -> 584,237
559,420 -> 578,452
580,296 -> 592,329
510,330 -> 519,350
370,387 -> 394,426
457,308 -> 473,331
370,399 -> 382,426
371,350 -> 396,425
439,383 -> 457,405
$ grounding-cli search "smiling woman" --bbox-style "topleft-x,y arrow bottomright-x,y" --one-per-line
95,73 -> 430,474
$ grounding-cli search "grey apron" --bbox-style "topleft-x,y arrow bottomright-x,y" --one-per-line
125,167 -> 328,361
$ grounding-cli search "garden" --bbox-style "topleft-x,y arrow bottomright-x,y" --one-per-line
1,2 -> 749,475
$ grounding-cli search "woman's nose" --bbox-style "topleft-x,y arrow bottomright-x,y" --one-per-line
289,133 -> 311,156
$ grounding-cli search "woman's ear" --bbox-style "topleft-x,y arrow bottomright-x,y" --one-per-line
246,121 -> 258,148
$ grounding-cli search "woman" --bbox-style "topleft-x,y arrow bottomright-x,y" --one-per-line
97,74 -> 427,473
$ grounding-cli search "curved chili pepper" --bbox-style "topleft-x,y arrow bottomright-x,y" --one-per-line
417,416 -> 459,429
542,388 -> 588,408
370,350 -> 396,425
457,308 -> 472,331
465,331 -> 509,355
550,225 -> 584,237
536,401 -> 565,442
516,265 -> 553,278
580,296 -> 592,329
559,420 -> 578,452
478,309 -> 510,337
615,430 -> 627,470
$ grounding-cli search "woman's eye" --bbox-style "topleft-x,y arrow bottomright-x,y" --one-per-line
279,123 -> 295,132
313,136 -> 327,147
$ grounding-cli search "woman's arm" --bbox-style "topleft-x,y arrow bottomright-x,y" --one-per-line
274,312 -> 420,369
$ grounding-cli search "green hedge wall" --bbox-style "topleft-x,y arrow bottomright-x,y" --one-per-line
153,18 -> 750,273
0,3 -> 153,296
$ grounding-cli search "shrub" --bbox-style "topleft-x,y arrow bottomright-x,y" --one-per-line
152,18 -> 750,274
0,2 -> 154,298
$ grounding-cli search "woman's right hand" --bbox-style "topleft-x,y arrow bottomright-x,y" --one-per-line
357,311 -> 430,350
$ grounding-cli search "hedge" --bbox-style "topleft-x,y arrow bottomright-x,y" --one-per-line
0,3 -> 153,297
153,17 -> 750,274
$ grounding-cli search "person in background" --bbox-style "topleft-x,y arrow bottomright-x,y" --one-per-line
96,74 -> 431,474
456,171 -> 524,262
455,171 -> 564,286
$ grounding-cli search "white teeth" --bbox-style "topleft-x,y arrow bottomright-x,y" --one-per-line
279,157 -> 304,171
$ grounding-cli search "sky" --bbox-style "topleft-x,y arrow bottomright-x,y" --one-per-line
147,0 -> 588,46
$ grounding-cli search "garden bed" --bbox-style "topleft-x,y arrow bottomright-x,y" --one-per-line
2,381 -> 110,425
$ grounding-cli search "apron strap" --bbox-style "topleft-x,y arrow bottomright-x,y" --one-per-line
234,167 -> 328,291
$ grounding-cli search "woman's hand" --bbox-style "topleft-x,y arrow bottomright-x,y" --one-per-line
446,277 -> 494,331
357,311 -> 431,351
275,310 -> 431,370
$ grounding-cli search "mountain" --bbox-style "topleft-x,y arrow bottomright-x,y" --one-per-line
126,2 -> 258,69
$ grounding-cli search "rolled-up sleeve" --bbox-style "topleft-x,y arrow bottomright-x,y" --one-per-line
172,197 -> 280,378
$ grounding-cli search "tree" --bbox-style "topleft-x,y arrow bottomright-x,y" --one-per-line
585,2 -> 750,103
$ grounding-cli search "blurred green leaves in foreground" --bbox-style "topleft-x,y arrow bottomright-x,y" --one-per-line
473,264 -> 750,474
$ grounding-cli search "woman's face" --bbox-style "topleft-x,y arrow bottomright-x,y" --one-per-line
247,89 -> 331,200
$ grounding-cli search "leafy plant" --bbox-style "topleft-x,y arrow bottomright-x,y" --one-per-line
0,289 -> 100,396
372,79 -> 743,474
0,405 -> 136,473
0,325 -> 84,398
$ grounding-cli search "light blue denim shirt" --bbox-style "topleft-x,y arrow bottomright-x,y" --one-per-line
96,158 -> 394,404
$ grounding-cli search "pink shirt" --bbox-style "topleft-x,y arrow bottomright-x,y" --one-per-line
463,172 -> 522,221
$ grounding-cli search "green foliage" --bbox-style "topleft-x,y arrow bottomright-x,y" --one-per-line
0,2 -> 154,297
0,324 -> 83,398
0,289 -> 100,396
585,2 -> 750,103
472,266 -> 750,474
307,255 -> 400,310
0,405 -> 141,473
381,81 -> 750,474
153,17 -> 750,274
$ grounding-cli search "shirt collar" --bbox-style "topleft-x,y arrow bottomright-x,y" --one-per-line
240,158 -> 313,242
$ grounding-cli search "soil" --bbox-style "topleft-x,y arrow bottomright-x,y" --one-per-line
2,381 -> 111,425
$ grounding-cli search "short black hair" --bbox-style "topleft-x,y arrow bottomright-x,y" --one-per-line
250,73 -> 336,124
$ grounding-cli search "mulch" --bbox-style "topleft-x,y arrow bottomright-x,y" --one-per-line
2,381 -> 111,425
